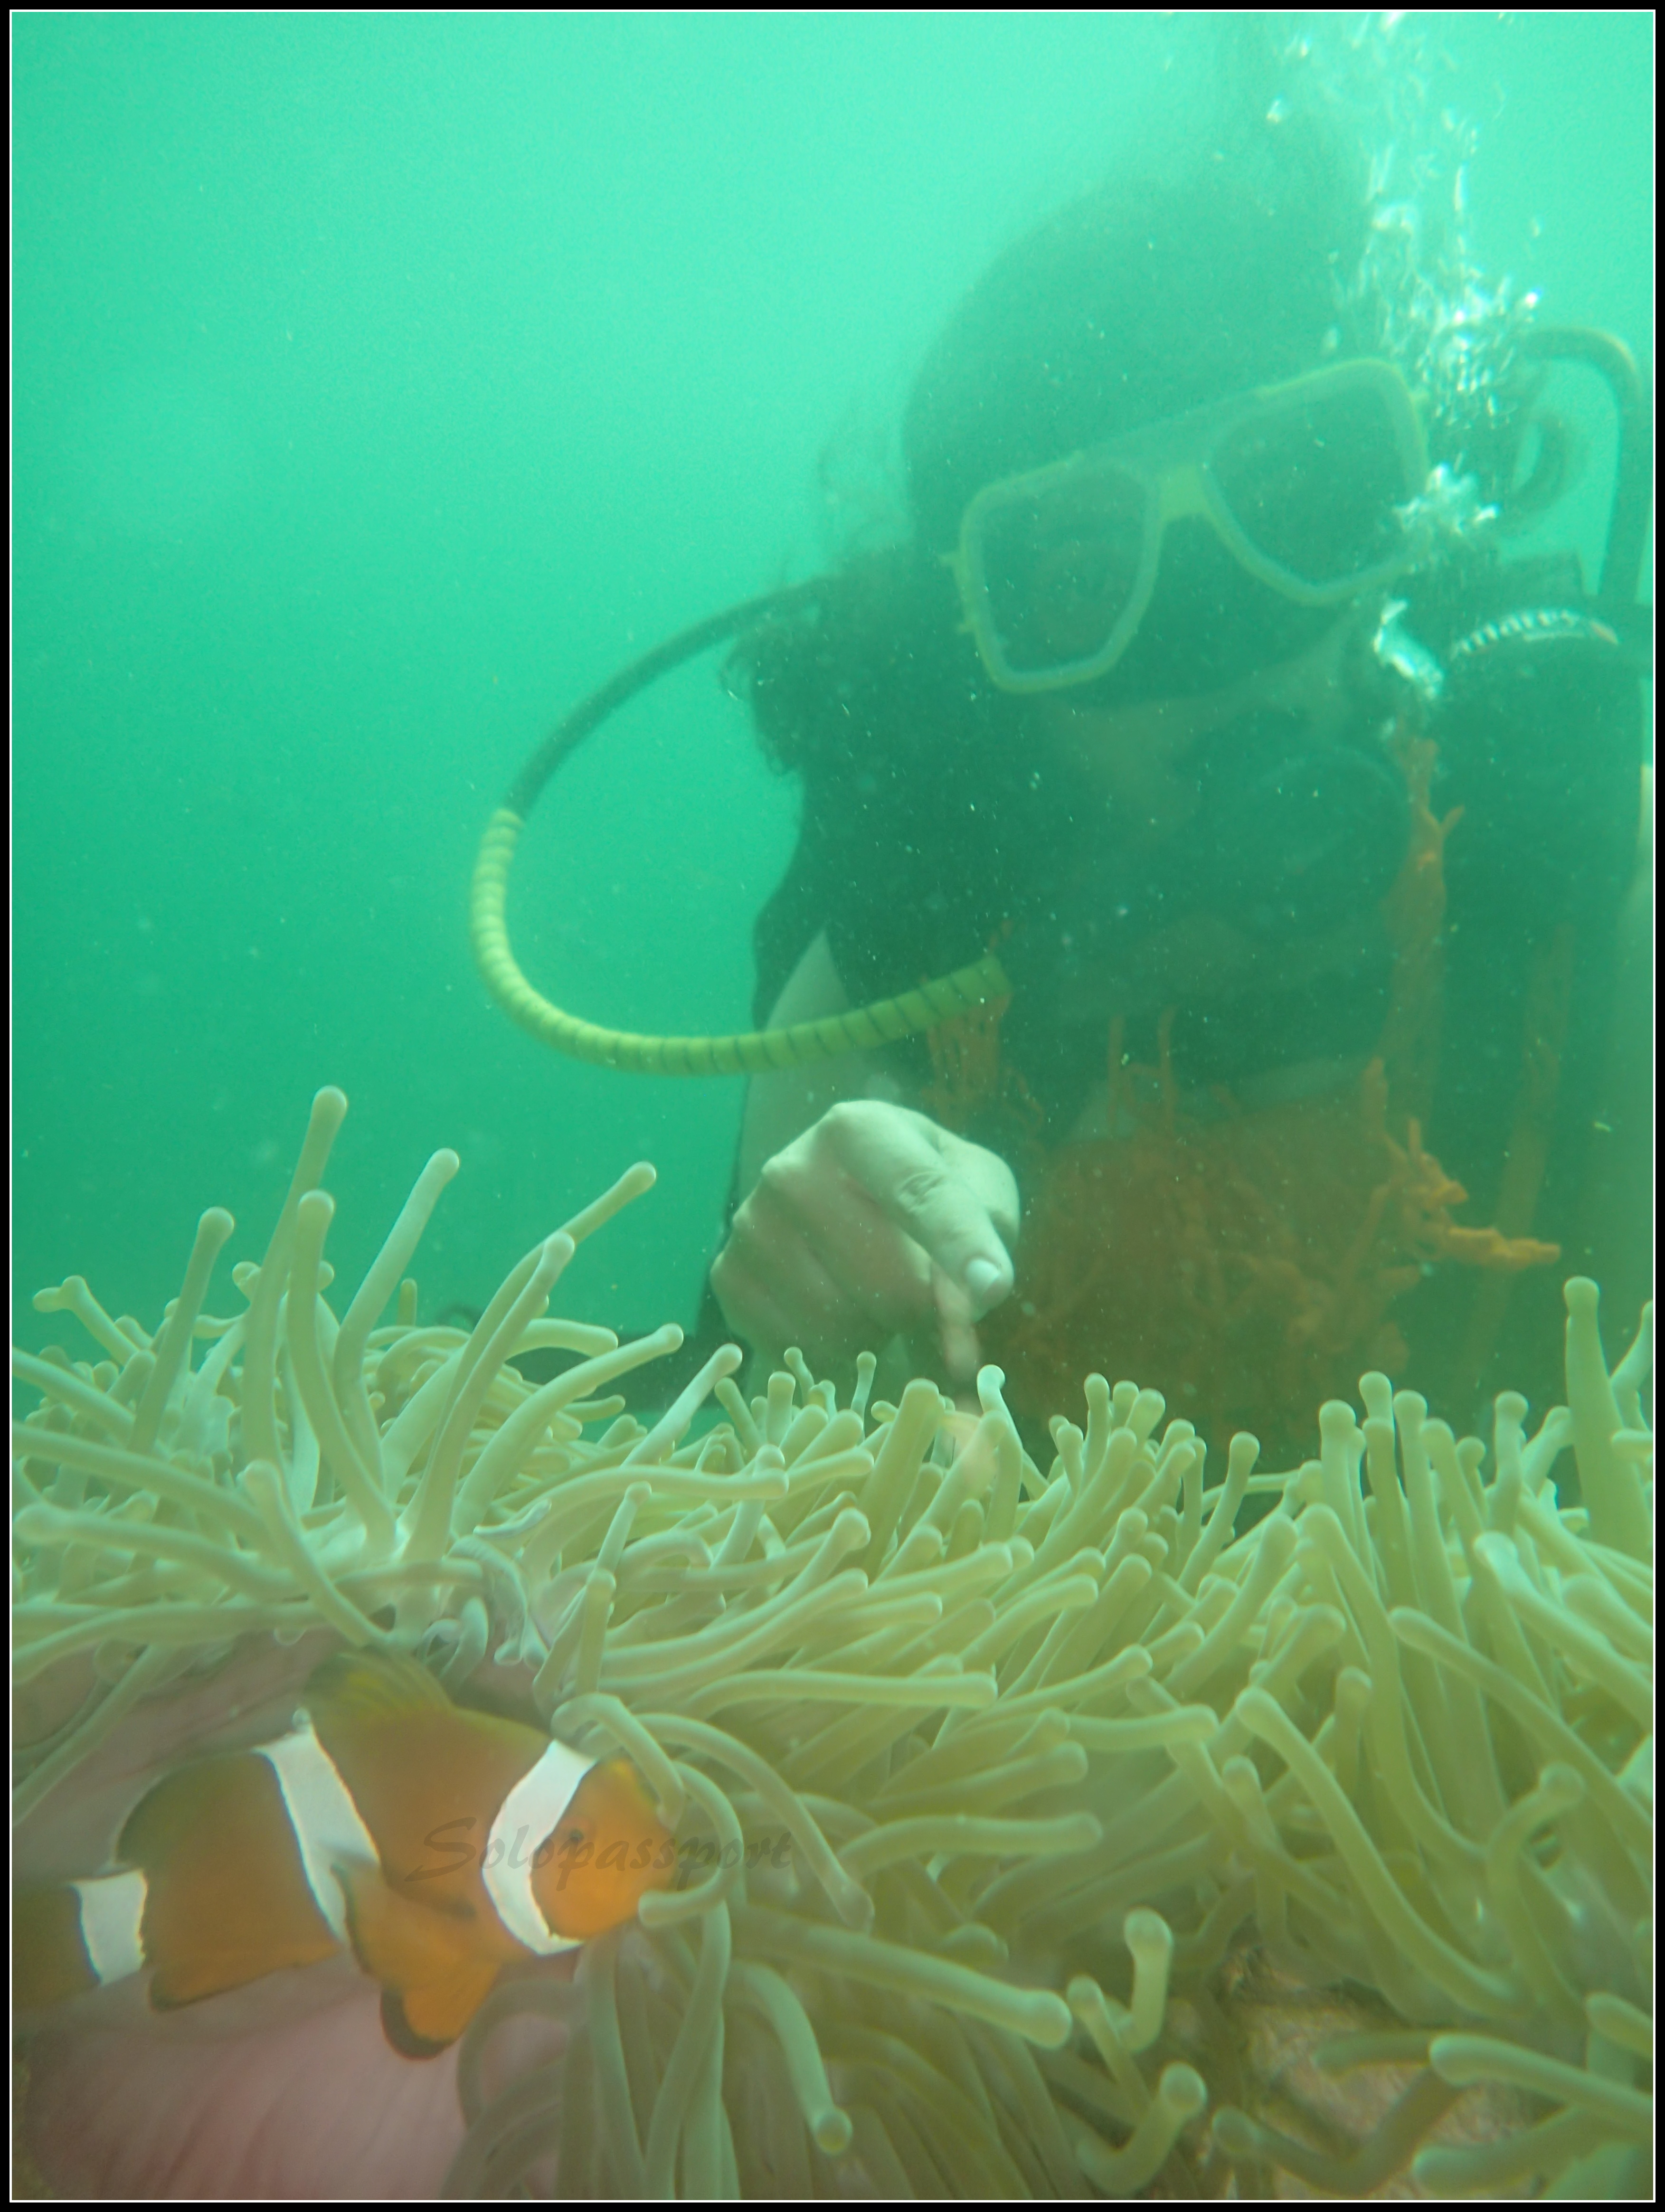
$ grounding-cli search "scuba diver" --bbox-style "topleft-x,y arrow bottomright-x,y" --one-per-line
473,91 -> 1650,1462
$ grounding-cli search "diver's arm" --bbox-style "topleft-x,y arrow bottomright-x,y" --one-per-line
736,931 -> 876,1191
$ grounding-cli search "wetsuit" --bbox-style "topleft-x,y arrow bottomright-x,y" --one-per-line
686,553 -> 1644,1458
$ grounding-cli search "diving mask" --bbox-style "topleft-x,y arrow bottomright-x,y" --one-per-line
949,358 -> 1430,694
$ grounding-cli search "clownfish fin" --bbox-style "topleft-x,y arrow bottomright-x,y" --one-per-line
333,1855 -> 501,2053
379,1985 -> 477,2059
304,1649 -> 451,1726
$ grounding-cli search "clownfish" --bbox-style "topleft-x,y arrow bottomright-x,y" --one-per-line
14,1651 -> 677,2055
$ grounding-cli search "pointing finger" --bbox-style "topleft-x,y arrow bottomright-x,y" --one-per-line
819,1106 -> 1013,1313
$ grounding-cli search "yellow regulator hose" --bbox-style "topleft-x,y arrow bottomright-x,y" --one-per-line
470,583 -> 1011,1075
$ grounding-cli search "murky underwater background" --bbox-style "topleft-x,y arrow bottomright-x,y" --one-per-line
11,12 -> 1652,1350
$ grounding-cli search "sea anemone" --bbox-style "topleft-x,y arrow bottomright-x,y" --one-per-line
13,1091 -> 1653,2196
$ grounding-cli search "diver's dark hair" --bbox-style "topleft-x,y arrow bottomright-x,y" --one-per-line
905,161 -> 1369,556
899,18 -> 1377,552
736,75 -> 1371,784
734,540 -> 1002,782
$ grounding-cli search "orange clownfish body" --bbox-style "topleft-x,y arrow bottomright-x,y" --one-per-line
14,1652 -> 676,2055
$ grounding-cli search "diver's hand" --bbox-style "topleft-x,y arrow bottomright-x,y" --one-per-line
710,1101 -> 1019,1384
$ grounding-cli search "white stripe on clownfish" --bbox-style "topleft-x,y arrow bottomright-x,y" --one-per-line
254,1718 -> 379,1945
67,1870 -> 147,1986
482,1737 -> 595,1958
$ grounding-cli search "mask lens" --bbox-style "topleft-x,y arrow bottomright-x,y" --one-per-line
974,463 -> 1148,680
1212,377 -> 1415,588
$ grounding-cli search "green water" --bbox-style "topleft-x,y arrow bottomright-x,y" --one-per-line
11,13 -> 1653,1353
